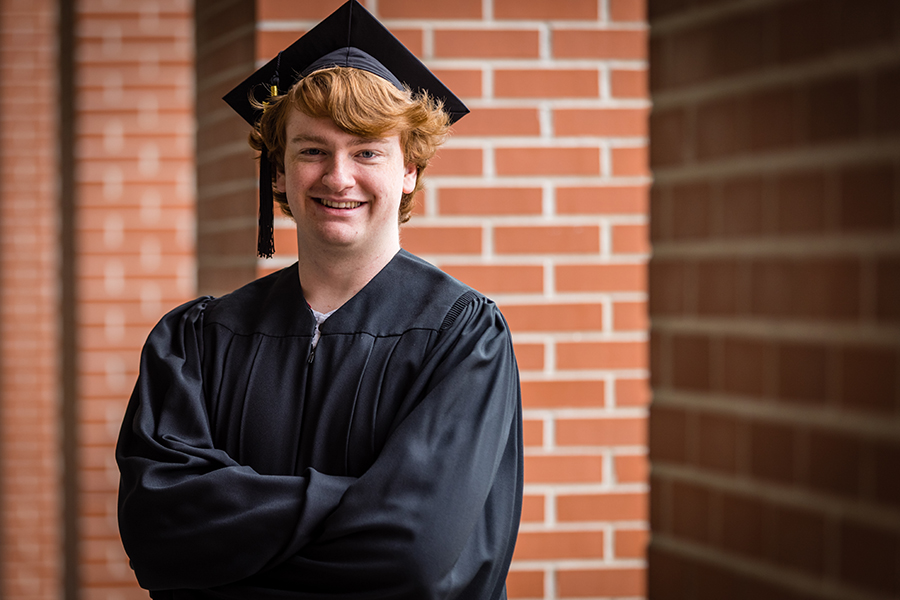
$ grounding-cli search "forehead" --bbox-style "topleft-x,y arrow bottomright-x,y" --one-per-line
284,107 -> 400,147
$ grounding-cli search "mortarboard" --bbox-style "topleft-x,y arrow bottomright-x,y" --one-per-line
223,0 -> 469,258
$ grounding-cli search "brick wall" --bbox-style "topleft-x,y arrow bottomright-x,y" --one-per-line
247,1 -> 651,598
75,0 -> 195,596
647,0 -> 900,598
196,0 -> 259,296
1,0 -> 649,598
0,1 -> 62,597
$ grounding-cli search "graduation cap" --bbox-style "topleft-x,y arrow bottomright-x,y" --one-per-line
223,0 -> 469,258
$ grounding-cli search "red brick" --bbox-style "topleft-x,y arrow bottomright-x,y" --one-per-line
775,170 -> 828,234
721,337 -> 768,397
514,343 -> 545,370
501,303 -> 604,332
521,495 -> 545,522
613,301 -> 648,331
697,413 -> 738,473
615,454 -> 648,483
494,69 -> 599,99
496,147 -> 601,177
840,518 -> 900,596
438,187 -> 542,216
506,570 -> 544,598
749,86 -> 801,151
749,420 -> 796,485
494,0 -> 598,20
433,29 -> 539,58
614,528 -> 648,558
875,63 -> 900,134
427,148 -> 483,176
557,568 -> 646,598
838,164 -> 896,232
257,0 -> 348,19
556,263 -> 646,293
672,335 -> 710,391
770,504 -> 827,577
672,182 -> 712,239
556,185 -> 649,215
776,342 -> 829,404
401,226 -> 482,254
612,223 -> 649,254
876,257 -> 900,322
808,75 -> 862,143
616,378 -> 650,407
720,493 -> 765,558
649,108 -> 689,168
611,68 -> 648,98
610,0 -> 646,22
873,440 -> 900,507
839,345 -> 898,414
441,264 -> 544,294
379,0 -> 482,18
554,29 -> 648,59
555,108 -> 649,137
558,492 -> 648,521
696,96 -> 749,159
721,176 -> 765,237
672,481 -> 712,542
431,69 -> 483,98
556,417 -> 646,446
649,405 -> 687,464
611,146 -> 649,176
523,418 -> 544,447
524,455 -> 603,484
557,341 -> 648,370
520,380 -> 605,409
696,260 -> 739,315
808,429 -> 862,498
648,259 -> 686,315
513,530 -> 604,560
449,108 -> 541,137
495,225 -> 600,254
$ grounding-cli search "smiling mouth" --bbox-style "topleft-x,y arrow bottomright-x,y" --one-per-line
317,198 -> 362,209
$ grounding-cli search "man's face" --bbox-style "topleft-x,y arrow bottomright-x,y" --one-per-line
275,109 -> 417,259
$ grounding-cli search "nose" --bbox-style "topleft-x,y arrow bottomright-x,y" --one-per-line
321,155 -> 354,191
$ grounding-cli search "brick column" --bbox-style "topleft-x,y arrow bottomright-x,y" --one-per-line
648,0 -> 900,598
247,1 -> 651,598
75,1 -> 196,596
196,0 -> 259,296
0,1 -> 62,598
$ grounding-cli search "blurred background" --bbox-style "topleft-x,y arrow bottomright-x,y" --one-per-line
0,0 -> 897,598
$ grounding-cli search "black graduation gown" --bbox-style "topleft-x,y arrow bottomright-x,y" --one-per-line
116,249 -> 524,599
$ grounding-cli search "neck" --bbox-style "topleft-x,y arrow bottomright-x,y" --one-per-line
296,241 -> 400,313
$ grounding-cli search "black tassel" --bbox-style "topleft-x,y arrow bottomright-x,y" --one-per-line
257,146 -> 275,258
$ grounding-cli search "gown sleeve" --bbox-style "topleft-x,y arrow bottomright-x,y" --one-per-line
116,299 -> 356,591
223,295 -> 525,599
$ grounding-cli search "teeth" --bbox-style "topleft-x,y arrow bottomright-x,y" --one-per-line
319,198 -> 361,209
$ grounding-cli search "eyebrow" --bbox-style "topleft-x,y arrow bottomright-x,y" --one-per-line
288,134 -> 389,146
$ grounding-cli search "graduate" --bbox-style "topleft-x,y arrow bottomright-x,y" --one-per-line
115,1 -> 523,598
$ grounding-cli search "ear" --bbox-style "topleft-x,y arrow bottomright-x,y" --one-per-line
402,163 -> 418,195
274,167 -> 286,194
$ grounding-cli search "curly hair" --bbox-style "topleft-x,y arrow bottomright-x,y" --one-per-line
248,67 -> 451,223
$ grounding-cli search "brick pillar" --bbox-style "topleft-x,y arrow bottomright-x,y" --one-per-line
75,1 -> 196,596
239,1 -> 651,598
0,1 -> 62,598
648,0 -> 900,598
196,0 -> 259,295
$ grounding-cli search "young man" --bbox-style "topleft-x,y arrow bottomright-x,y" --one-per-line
115,2 -> 523,598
